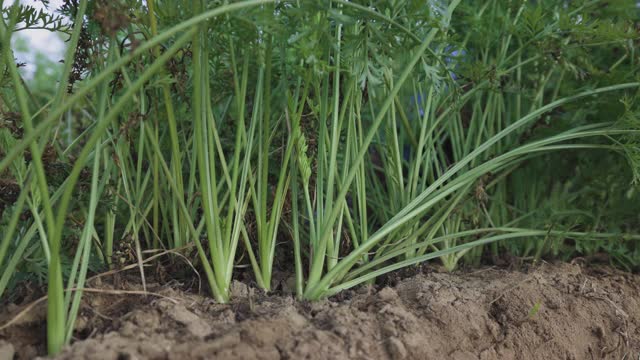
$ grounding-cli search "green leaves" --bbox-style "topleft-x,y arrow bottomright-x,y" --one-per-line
2,3 -> 69,33
617,95 -> 640,184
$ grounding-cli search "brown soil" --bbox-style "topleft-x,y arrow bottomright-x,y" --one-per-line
1,262 -> 639,359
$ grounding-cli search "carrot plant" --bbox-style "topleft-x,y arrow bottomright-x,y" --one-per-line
1,0 -> 639,356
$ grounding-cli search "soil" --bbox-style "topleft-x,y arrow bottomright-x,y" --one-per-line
1,261 -> 639,360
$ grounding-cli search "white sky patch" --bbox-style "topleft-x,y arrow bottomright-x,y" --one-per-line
7,0 -> 68,79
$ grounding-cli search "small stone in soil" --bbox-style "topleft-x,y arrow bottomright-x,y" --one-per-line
0,340 -> 15,360
386,337 -> 407,360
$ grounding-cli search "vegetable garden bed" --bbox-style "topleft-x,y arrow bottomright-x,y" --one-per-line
1,0 -> 640,358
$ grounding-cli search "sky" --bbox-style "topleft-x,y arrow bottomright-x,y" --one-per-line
10,0 -> 68,79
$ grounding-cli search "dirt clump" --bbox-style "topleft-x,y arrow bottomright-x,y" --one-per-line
1,262 -> 639,359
